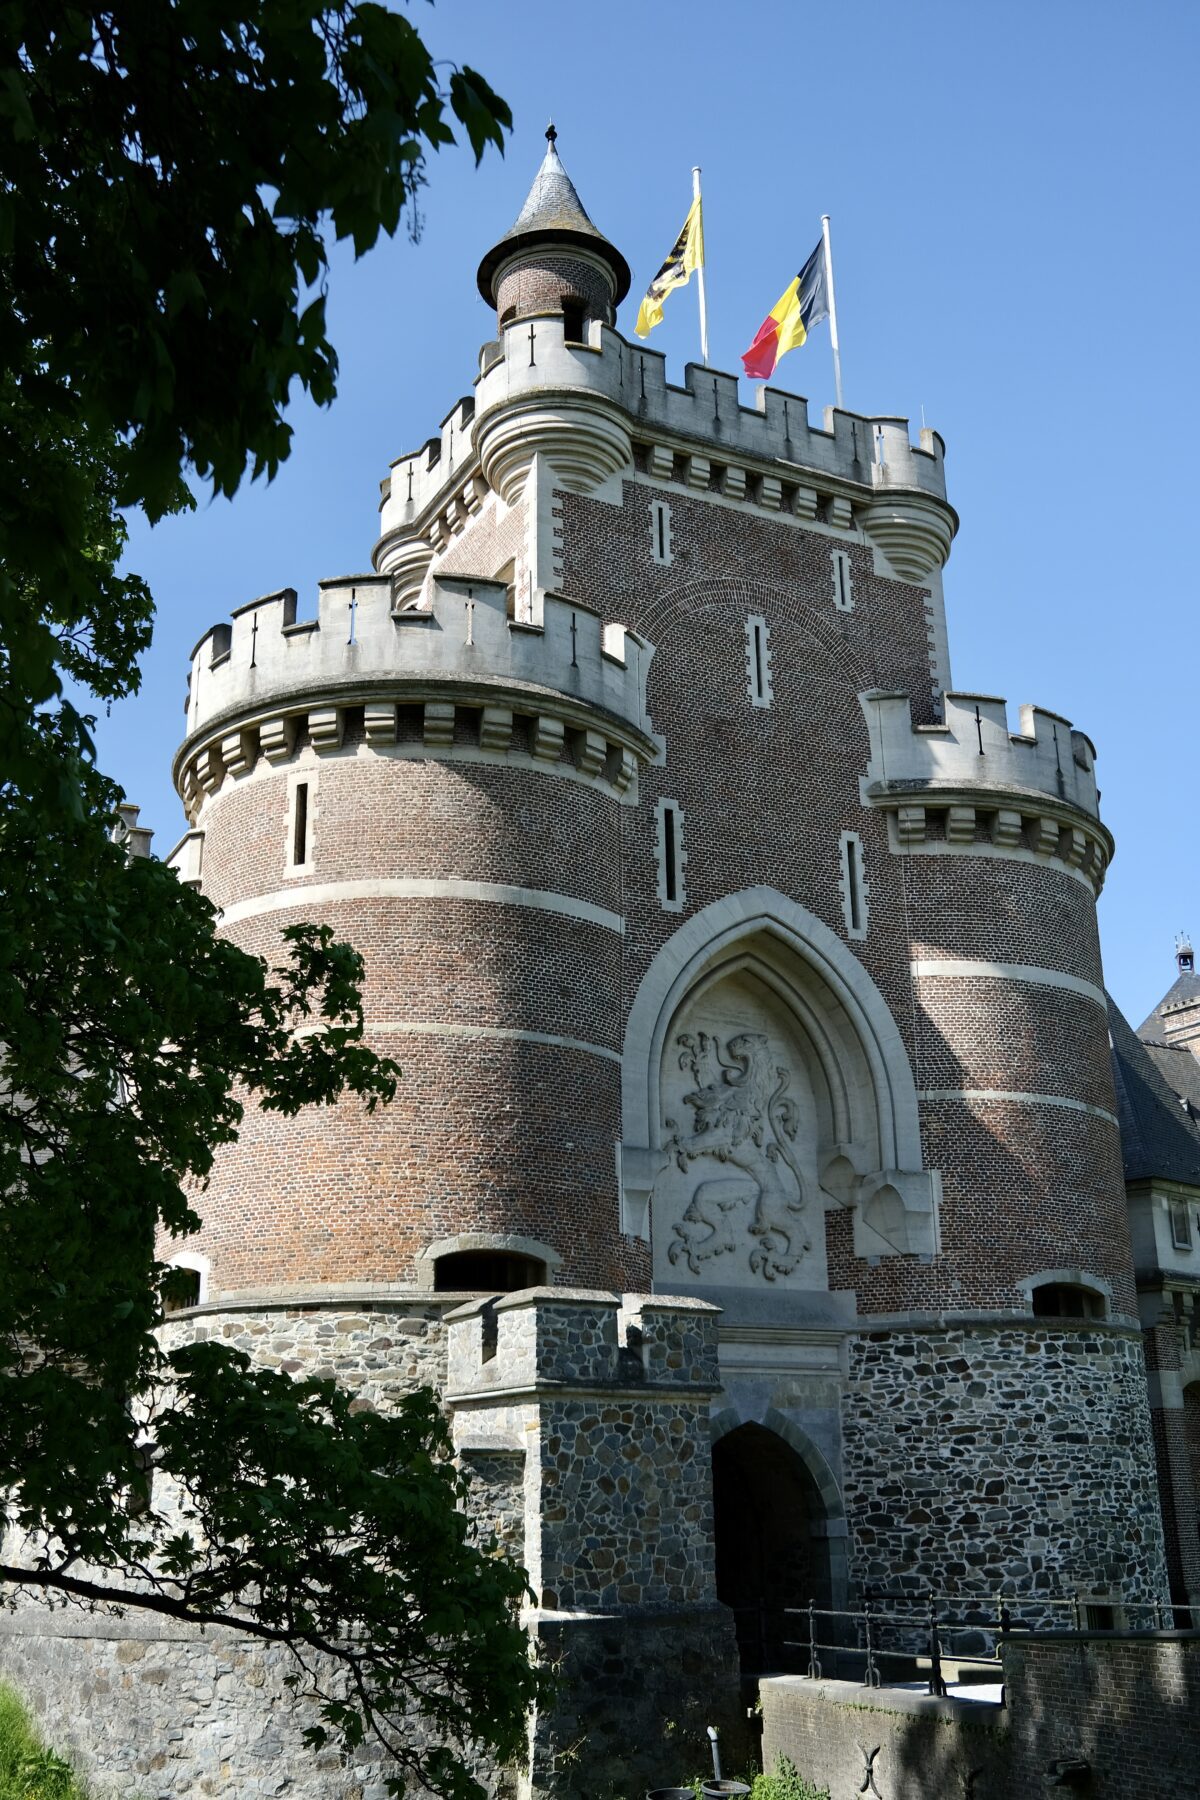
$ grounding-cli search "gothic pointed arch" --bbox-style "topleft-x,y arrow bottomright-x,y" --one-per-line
619,887 -> 938,1275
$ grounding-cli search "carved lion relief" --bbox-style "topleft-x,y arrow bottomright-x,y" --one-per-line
661,1030 -> 815,1283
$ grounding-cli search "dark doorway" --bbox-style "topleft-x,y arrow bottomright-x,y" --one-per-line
712,1422 -> 832,1677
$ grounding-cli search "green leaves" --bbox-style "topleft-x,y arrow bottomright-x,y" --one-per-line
450,68 -> 513,165
0,4 -> 523,1790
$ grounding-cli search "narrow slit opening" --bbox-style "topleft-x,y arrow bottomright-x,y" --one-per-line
664,805 -> 678,904
847,836 -> 861,931
293,782 -> 309,866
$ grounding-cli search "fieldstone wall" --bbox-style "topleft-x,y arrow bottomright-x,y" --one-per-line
843,1321 -> 1168,1610
161,1298 -> 450,1405
0,1611 -> 404,1800
530,1609 -> 745,1799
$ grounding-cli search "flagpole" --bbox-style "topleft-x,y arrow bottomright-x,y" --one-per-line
693,165 -> 710,366
821,212 -> 844,410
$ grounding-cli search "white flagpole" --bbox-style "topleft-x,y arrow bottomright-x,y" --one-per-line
821,212 -> 844,410
693,165 -> 710,367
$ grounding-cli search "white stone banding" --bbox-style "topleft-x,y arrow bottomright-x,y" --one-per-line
366,1020 -> 621,1063
919,1088 -> 1119,1127
910,959 -> 1107,1011
217,878 -> 625,934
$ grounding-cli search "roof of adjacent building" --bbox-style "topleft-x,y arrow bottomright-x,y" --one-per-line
1137,967 -> 1200,1042
476,126 -> 632,306
1109,996 -> 1200,1185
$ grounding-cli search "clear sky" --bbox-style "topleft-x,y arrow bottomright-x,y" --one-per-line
101,0 -> 1199,1028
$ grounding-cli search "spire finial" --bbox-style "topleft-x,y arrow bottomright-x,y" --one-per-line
545,121 -> 557,145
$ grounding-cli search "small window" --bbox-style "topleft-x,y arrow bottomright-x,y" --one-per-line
433,1250 -> 545,1293
650,499 -> 672,567
561,298 -> 586,343
163,1266 -> 202,1314
745,614 -> 773,708
1171,1201 -> 1193,1250
1032,1282 -> 1105,1320
838,831 -> 868,941
656,798 -> 685,913
499,305 -> 516,329
832,548 -> 853,612
1084,1603 -> 1115,1631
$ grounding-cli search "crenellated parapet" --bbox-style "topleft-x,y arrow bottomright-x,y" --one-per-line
445,1287 -> 720,1403
374,317 -> 958,586
860,688 -> 1113,891
445,1289 -> 723,1618
173,577 -> 657,820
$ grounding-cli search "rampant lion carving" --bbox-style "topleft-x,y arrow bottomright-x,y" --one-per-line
663,1030 -> 812,1282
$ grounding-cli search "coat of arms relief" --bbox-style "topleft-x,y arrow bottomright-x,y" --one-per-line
661,1029 -> 814,1282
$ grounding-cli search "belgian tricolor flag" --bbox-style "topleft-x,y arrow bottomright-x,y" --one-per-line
741,240 -> 829,381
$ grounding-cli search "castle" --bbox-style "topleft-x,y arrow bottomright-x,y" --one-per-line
5,128 -> 1200,1799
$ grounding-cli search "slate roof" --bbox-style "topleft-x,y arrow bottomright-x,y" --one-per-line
1109,996 -> 1200,1185
476,128 -> 631,305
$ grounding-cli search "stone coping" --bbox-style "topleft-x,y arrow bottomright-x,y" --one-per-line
444,1287 -> 722,1322
1002,1626 -> 1200,1646
174,1292 -> 1139,1335
853,1307 -> 1141,1334
758,1674 -> 1005,1723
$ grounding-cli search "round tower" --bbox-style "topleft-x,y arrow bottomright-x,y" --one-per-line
167,123 -> 1167,1676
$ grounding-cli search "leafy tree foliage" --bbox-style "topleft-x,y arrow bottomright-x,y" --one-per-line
0,6 -> 535,1793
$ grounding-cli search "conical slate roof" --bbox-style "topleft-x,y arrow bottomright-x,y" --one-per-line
476,126 -> 631,306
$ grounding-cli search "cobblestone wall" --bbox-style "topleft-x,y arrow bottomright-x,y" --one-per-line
162,1299 -> 450,1404
843,1322 -> 1168,1607
0,1615 -> 405,1800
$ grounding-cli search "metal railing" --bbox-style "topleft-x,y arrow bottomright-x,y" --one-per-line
733,1592 -> 1200,1698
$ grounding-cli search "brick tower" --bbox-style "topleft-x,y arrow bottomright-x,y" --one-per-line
2,130 -> 1166,1800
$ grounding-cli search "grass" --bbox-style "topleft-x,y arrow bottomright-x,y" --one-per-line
0,1688 -> 87,1800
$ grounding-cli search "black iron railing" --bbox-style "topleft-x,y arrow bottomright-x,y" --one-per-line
732,1591 -> 1200,1698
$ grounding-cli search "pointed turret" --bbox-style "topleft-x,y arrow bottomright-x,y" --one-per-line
476,124 -> 631,333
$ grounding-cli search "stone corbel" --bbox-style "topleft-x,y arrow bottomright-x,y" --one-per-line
258,716 -> 296,765
309,707 -> 343,755
364,702 -> 397,747
648,444 -> 673,482
480,706 -> 513,751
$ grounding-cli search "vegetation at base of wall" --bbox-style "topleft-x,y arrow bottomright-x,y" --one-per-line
749,1755 -> 831,1800
0,1689 -> 87,1799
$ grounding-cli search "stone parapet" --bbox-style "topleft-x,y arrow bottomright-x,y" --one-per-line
860,688 -> 1112,892
173,578 -> 656,821
445,1287 -> 720,1401
375,318 -> 956,581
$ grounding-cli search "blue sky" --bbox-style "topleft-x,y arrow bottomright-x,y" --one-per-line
102,0 -> 1199,1027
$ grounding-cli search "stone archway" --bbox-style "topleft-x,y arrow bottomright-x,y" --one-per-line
619,887 -> 938,1276
712,1422 -> 832,1677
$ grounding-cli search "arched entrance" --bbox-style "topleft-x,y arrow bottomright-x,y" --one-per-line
712,1422 -> 832,1676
